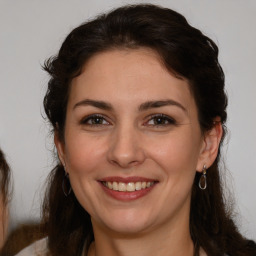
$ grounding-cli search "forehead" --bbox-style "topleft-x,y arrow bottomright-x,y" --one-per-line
69,48 -> 195,110
81,48 -> 178,83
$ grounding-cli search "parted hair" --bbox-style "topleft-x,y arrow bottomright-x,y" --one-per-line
42,4 -> 256,256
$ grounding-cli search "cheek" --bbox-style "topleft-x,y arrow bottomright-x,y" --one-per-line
65,134 -> 107,177
64,135 -> 108,213
146,131 -> 202,173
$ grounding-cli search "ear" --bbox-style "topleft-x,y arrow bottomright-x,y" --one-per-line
54,130 -> 66,168
196,118 -> 223,172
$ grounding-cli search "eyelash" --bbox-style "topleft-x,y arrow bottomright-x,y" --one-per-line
80,114 -> 176,128
80,114 -> 110,126
145,114 -> 176,127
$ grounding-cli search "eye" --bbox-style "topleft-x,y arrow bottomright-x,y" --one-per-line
80,114 -> 110,126
145,114 -> 176,126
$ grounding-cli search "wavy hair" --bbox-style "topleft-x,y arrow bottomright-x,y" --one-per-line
0,147 -> 11,249
0,148 -> 11,209
42,4 -> 256,256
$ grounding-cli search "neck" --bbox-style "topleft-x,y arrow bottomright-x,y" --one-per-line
88,214 -> 194,256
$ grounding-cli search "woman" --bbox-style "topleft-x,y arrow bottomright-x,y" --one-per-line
0,148 -> 11,250
16,4 -> 256,256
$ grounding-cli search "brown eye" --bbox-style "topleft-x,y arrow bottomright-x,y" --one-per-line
81,115 -> 109,125
147,114 -> 176,126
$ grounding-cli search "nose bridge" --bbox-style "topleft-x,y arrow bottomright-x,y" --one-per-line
107,120 -> 145,168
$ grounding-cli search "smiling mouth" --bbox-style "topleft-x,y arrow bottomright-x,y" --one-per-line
101,181 -> 155,192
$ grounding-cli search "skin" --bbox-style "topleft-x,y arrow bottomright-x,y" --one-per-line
56,48 -> 222,256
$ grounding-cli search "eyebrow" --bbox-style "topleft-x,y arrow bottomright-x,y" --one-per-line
73,99 -> 113,110
73,99 -> 187,113
139,100 -> 187,112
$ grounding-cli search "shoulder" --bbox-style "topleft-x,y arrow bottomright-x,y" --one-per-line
199,247 -> 207,256
14,237 -> 48,256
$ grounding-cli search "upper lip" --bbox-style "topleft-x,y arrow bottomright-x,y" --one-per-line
99,176 -> 157,183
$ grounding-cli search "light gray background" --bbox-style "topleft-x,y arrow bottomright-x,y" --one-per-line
0,0 -> 255,240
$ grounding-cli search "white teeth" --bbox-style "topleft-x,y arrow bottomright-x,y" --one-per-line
107,182 -> 113,189
118,182 -> 126,191
113,182 -> 118,191
127,182 -> 135,191
135,182 -> 141,190
103,181 -> 154,192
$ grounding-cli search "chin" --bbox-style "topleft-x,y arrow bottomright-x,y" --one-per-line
107,222 -> 151,236
94,210 -> 155,236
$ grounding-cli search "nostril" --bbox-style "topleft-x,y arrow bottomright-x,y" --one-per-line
109,157 -> 144,168
107,131 -> 146,167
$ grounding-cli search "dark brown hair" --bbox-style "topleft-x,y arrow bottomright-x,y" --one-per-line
42,4 -> 256,256
0,148 -> 10,208
0,222 -> 45,256
0,147 -> 11,249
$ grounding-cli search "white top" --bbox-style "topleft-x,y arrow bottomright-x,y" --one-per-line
14,238 -> 48,256
15,237 -> 209,256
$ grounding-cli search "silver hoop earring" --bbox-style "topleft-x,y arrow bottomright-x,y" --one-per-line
62,171 -> 72,196
199,165 -> 207,190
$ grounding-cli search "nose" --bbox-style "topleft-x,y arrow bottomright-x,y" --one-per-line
107,124 -> 146,168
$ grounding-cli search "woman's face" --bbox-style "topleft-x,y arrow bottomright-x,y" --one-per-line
56,48 -> 212,236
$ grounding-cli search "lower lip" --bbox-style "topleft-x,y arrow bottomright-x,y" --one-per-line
100,182 -> 156,201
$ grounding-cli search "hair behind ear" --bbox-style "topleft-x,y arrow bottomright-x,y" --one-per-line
54,130 -> 66,168
196,120 -> 223,172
